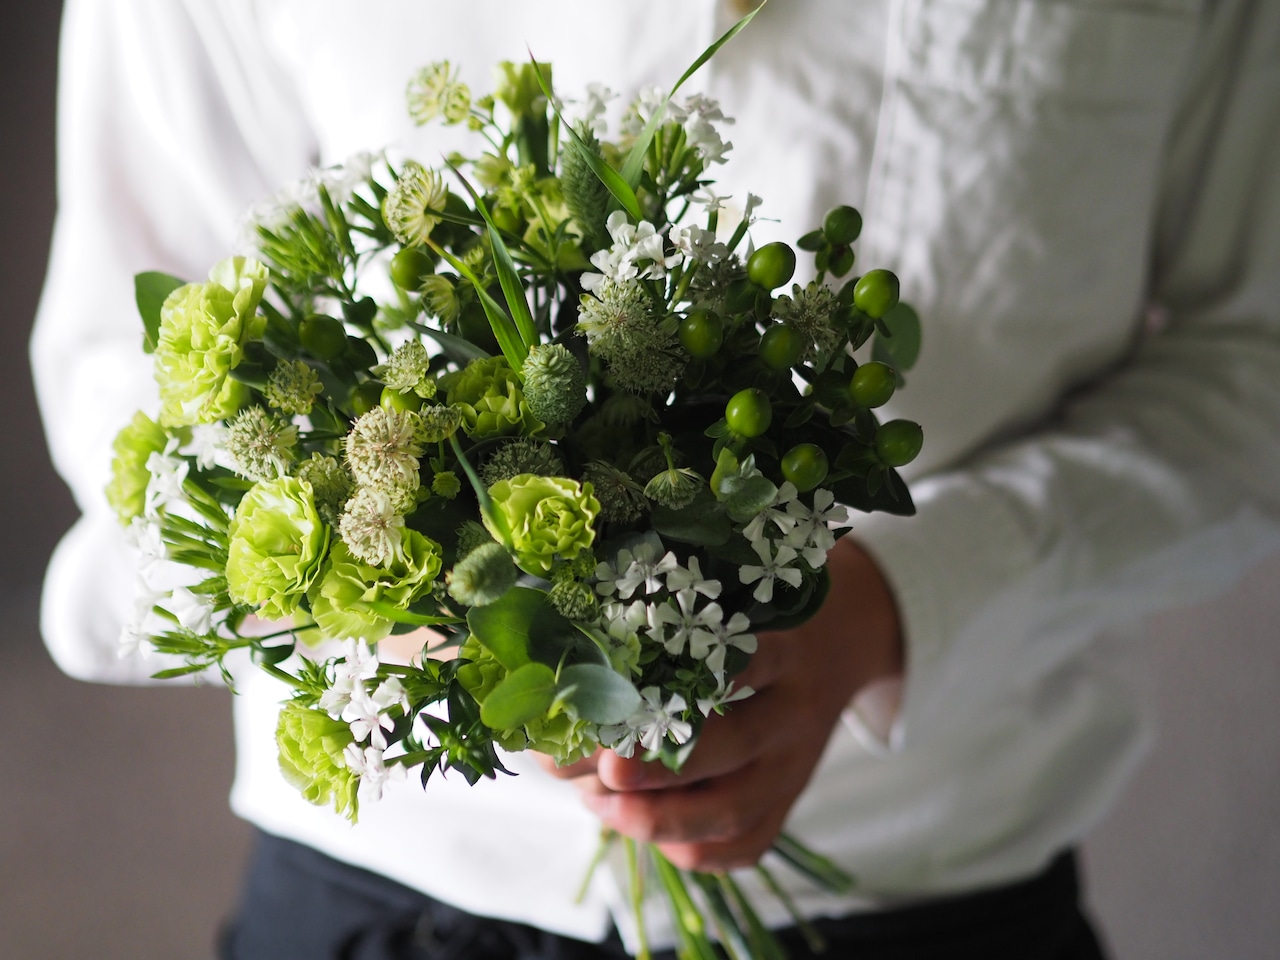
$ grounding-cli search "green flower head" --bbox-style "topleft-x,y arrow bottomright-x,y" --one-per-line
276,702 -> 359,821
493,61 -> 550,119
443,357 -> 543,439
406,61 -> 471,126
308,532 -> 443,644
447,541 -> 517,607
485,474 -> 600,577
383,161 -> 448,247
105,410 -> 171,525
154,257 -> 268,426
226,476 -> 328,621
520,343 -> 586,426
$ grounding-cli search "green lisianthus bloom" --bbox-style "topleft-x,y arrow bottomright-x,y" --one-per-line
276,702 -> 359,821
154,257 -> 268,426
485,474 -> 599,576
226,476 -> 328,621
308,532 -> 444,644
524,710 -> 597,767
105,411 -> 171,524
443,357 -> 543,439
455,634 -> 507,704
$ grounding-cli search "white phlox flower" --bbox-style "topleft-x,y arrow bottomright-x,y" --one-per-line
342,686 -> 395,750
337,639 -> 381,682
687,609 -> 756,678
678,94 -> 734,165
738,538 -> 804,603
669,223 -> 727,264
144,439 -> 188,518
372,676 -> 411,715
648,589 -> 723,657
604,687 -> 693,759
342,743 -> 404,802
583,212 -> 684,291
125,517 -> 167,575
601,599 -> 650,637
782,488 -> 848,567
118,575 -> 165,659
743,481 -> 801,544
577,82 -> 616,137
621,86 -> 669,137
319,673 -> 357,720
167,586 -> 215,635
697,680 -> 755,717
595,539 -> 678,599
182,423 -> 229,471
664,556 -> 721,600
693,186 -> 729,213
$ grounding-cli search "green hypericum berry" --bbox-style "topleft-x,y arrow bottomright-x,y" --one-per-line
447,542 -> 517,607
349,381 -> 384,416
678,309 -> 724,358
853,269 -> 900,320
725,388 -> 772,438
747,242 -> 796,290
822,205 -> 863,246
381,386 -> 423,413
299,315 -> 348,361
758,324 -> 805,370
780,444 -> 829,493
875,419 -> 923,467
390,247 -> 435,291
849,361 -> 897,408
521,343 -> 587,426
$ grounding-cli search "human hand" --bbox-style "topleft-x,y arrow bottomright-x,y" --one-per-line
540,537 -> 903,872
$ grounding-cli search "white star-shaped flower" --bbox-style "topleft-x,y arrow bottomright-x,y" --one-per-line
738,538 -> 804,604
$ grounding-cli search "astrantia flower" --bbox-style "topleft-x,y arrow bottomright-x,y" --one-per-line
383,161 -> 448,246
224,406 -> 298,481
481,438 -> 565,487
345,406 -> 423,501
577,278 -> 686,394
276,702 -> 359,820
431,470 -> 461,499
485,474 -> 600,577
415,404 -> 463,444
265,358 -> 323,415
643,467 -> 705,509
154,257 -> 268,426
773,281 -> 843,360
406,61 -> 471,125
738,538 -> 804,604
226,476 -> 327,621
376,340 -> 434,396
106,411 -> 171,525
420,275 -> 460,324
339,487 -> 407,568
296,454 -> 353,526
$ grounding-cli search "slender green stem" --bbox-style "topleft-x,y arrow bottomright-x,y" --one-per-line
625,838 -> 652,960
752,865 -> 825,956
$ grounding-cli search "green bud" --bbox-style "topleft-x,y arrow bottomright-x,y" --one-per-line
520,343 -> 586,426
447,542 -> 518,607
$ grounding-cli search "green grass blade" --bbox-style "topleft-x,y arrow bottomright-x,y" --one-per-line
428,241 -> 528,371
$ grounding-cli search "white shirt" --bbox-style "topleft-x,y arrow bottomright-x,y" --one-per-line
32,0 -> 1280,950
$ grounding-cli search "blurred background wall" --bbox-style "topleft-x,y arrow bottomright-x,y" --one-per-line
1,4 -> 1276,959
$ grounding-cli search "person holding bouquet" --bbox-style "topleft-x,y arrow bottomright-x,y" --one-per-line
32,1 -> 1280,958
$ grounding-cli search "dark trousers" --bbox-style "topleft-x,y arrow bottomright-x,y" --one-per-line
219,830 -> 1110,960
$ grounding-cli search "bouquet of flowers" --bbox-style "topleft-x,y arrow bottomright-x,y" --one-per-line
109,10 -> 924,958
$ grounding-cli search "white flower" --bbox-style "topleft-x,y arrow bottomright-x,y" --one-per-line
603,687 -> 693,758
738,538 -> 804,604
144,439 -> 188,518
664,556 -> 721,600
582,211 -> 683,291
319,674 -> 356,720
182,422 -> 229,470
782,488 -> 849,567
669,224 -> 727,264
167,587 -> 214,635
743,481 -> 801,543
372,676 -> 411,715
679,94 -> 734,165
577,82 -> 616,137
692,186 -> 729,213
342,743 -> 404,802
649,590 -> 723,657
342,686 -> 395,750
688,609 -> 756,678
697,680 -> 755,717
621,86 -> 669,137
336,639 -> 380,683
118,575 -> 164,659
125,517 -> 167,575
595,539 -> 678,599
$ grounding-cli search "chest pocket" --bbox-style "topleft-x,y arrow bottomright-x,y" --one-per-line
866,0 -> 1200,424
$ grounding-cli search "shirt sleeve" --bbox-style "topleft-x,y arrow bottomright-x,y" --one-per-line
852,0 -> 1280,747
31,0 -> 318,682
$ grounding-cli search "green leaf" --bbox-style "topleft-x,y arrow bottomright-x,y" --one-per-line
445,163 -> 538,349
871,301 -> 922,372
430,243 -> 528,371
529,58 -> 643,221
558,664 -> 641,724
135,272 -> 186,354
466,586 -> 579,670
652,498 -> 732,547
480,662 -> 557,730
406,321 -> 492,364
358,601 -> 463,627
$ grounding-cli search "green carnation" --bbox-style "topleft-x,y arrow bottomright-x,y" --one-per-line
308,532 -> 443,644
276,702 -> 359,821
443,357 -> 543,439
485,474 -> 599,576
105,411 -> 171,525
154,257 -> 268,426
226,476 -> 328,621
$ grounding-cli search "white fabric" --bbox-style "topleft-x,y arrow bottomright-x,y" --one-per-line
31,0 -> 1280,950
